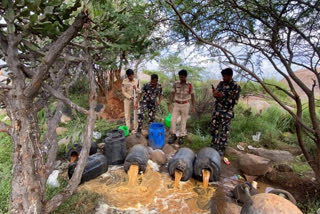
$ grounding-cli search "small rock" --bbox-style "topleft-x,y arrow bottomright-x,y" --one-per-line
53,160 -> 61,169
239,153 -> 272,176
150,150 -> 167,165
58,162 -> 69,170
58,137 -> 70,146
60,114 -> 71,124
162,144 -> 176,156
126,135 -> 148,151
225,147 -> 242,157
141,129 -> 148,137
243,174 -> 258,182
56,127 -> 68,136
276,164 -> 293,172
97,143 -> 105,149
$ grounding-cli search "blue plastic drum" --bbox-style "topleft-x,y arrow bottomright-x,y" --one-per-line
148,122 -> 165,149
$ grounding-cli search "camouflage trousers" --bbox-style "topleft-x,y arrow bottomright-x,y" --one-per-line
210,111 -> 232,155
137,102 -> 157,131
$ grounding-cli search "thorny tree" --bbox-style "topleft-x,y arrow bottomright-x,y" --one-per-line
164,0 -> 320,183
0,0 -> 99,213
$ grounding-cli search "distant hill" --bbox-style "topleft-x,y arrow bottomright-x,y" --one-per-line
280,68 -> 320,99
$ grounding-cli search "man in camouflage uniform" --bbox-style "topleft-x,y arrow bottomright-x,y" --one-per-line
135,74 -> 163,137
168,69 -> 195,145
211,68 -> 241,156
122,69 -> 140,131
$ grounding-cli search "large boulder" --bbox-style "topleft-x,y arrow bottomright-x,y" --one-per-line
241,193 -> 303,214
150,149 -> 167,165
224,202 -> 241,214
239,153 -> 272,176
250,148 -> 294,163
125,135 -> 148,151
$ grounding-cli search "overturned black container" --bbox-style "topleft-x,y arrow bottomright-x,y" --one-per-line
104,129 -> 126,165
168,147 -> 195,181
124,144 -> 149,173
66,142 -> 97,161
193,147 -> 221,182
68,153 -> 108,184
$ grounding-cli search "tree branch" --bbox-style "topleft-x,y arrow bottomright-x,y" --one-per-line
42,83 -> 88,115
45,23 -> 97,213
0,120 -> 12,135
24,12 -> 88,98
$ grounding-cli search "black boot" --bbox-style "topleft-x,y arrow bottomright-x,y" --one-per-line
178,136 -> 184,145
135,128 -> 141,138
168,134 -> 177,144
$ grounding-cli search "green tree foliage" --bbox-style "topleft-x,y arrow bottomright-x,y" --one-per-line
164,0 -> 320,183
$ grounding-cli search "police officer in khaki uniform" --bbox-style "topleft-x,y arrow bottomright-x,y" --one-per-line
168,69 -> 195,145
122,69 -> 140,131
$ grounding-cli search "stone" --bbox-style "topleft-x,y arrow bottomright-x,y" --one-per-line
243,174 -> 258,182
276,164 -> 293,172
269,189 -> 297,205
58,137 -> 70,146
162,144 -> 176,157
97,143 -> 105,149
239,153 -> 272,176
141,129 -> 148,137
241,193 -> 303,214
150,149 -> 167,165
126,135 -> 148,151
56,127 -> 68,136
60,114 -> 71,124
225,147 -> 242,157
250,148 -> 294,163
224,202 -> 241,214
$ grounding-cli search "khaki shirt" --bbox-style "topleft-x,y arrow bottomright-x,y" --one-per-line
172,81 -> 194,102
122,78 -> 140,99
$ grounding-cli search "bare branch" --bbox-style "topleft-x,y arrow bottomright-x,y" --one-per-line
42,101 -> 64,181
45,23 -> 97,213
24,12 -> 88,98
42,83 -> 88,115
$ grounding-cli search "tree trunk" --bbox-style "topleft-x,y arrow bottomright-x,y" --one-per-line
8,91 -> 46,213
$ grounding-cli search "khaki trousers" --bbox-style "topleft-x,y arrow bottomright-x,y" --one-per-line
124,98 -> 138,130
170,102 -> 190,137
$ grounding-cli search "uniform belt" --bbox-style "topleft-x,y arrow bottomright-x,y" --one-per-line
175,100 -> 189,104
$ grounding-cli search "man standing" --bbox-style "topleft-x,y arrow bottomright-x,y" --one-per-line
168,70 -> 195,145
122,69 -> 140,131
134,74 -> 163,137
211,68 -> 241,156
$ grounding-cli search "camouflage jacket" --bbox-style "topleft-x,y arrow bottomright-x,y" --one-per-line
214,80 -> 241,116
140,82 -> 162,104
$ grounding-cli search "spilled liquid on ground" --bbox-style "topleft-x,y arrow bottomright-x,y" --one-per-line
202,169 -> 210,189
70,154 -> 78,164
79,163 -> 216,213
174,169 -> 183,188
128,164 -> 139,186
